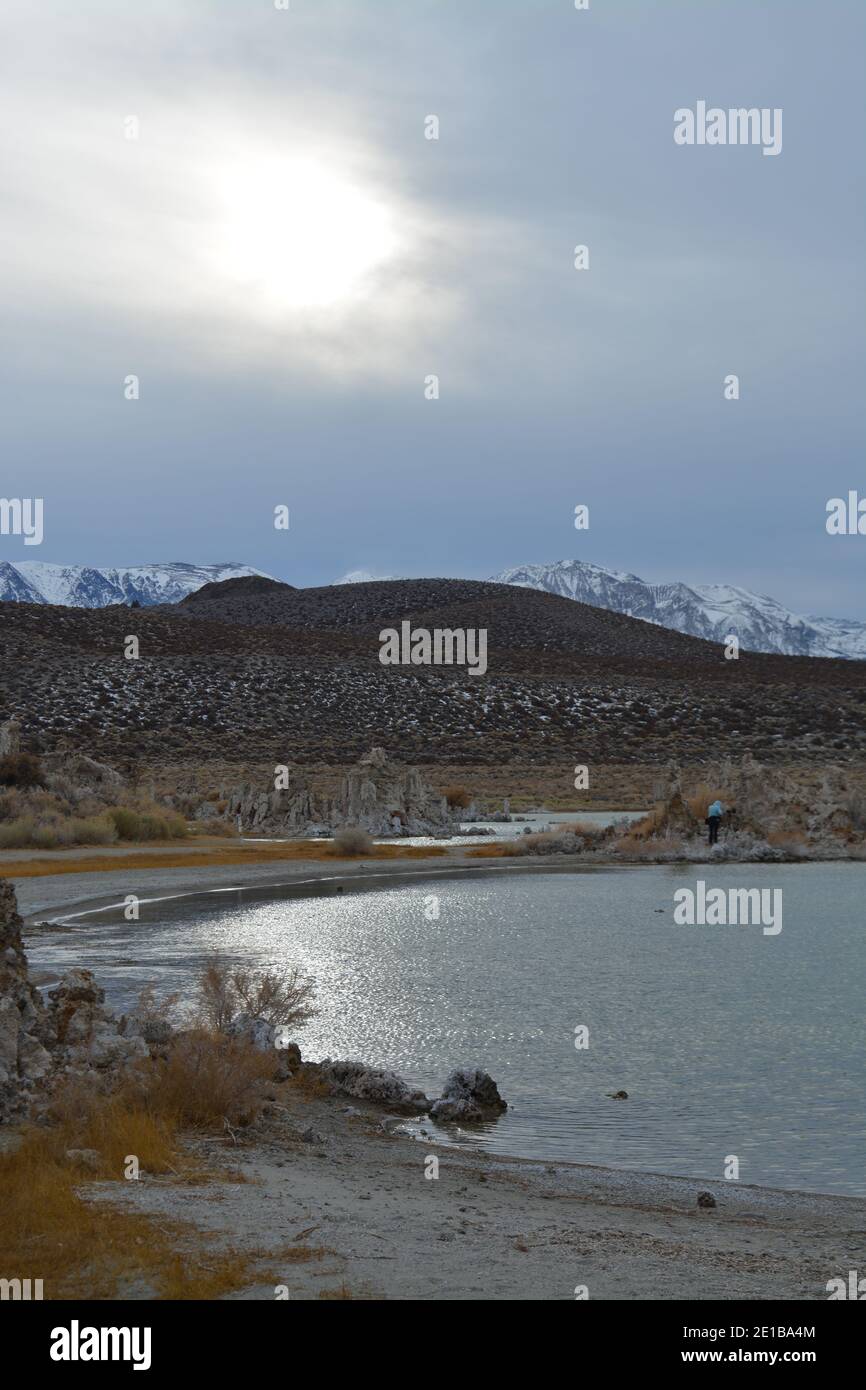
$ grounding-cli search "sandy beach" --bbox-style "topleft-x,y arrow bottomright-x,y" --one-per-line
83,1082 -> 866,1301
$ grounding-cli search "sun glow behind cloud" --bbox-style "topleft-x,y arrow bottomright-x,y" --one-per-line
209,155 -> 399,312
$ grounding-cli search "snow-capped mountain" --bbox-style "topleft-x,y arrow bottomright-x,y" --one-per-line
336,569 -> 400,585
0,561 -> 269,608
490,560 -> 866,660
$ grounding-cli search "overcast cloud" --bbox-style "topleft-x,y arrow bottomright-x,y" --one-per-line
0,0 -> 863,617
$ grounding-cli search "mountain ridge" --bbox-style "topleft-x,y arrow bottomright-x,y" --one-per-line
0,561 -> 268,608
490,560 -> 866,661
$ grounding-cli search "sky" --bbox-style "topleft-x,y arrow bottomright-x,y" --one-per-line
0,0 -> 864,617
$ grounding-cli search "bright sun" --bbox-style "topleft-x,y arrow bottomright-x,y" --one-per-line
211,156 -> 398,312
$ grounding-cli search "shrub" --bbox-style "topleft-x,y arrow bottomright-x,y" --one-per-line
135,1031 -> 276,1128
0,816 -> 37,848
0,752 -> 45,789
195,958 -> 316,1034
443,785 -> 471,809
107,806 -> 188,841
683,783 -> 721,822
329,825 -> 373,855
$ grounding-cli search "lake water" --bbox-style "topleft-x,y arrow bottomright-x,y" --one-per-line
264,808 -> 647,849
29,863 -> 866,1195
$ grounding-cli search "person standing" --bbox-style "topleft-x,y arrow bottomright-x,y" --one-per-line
706,798 -> 724,845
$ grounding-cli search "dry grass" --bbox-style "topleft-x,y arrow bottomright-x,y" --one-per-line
0,1030 -> 323,1299
766,830 -> 808,849
126,1031 -> 277,1129
0,1107 -> 267,1299
2,839 -> 449,877
683,783 -> 722,821
288,1066 -> 332,1099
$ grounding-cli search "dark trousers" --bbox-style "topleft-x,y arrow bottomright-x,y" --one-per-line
708,815 -> 721,845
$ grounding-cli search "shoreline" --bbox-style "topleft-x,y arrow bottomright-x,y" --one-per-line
8,854 -> 866,1294
12,849 -> 639,922
91,1084 -> 866,1300
11,843 -> 864,923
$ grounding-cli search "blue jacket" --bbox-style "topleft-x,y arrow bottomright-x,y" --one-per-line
708,800 -> 724,818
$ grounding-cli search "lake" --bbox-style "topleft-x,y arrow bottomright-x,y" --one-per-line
29,862 -> 866,1195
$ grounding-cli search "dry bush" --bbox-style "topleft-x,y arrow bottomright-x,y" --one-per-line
0,815 -> 37,848
195,957 -> 316,1033
189,816 -> 238,838
683,784 -> 721,821
132,982 -> 180,1039
443,784 -> 471,809
568,820 -> 605,838
32,814 -> 118,849
288,1065 -> 332,1099
626,805 -> 666,839
0,789 -> 22,821
44,1074 -> 179,1177
132,1030 -> 276,1128
766,829 -> 808,849
0,791 -> 185,848
0,752 -> 45,788
329,825 -> 374,855
108,805 -> 187,841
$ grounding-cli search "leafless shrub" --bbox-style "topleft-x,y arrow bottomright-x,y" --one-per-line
330,825 -> 373,855
195,957 -> 316,1033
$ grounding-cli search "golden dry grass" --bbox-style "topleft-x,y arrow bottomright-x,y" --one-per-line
3,839 -> 449,877
467,841 -> 525,858
0,1035 -> 328,1299
0,1121 -> 267,1300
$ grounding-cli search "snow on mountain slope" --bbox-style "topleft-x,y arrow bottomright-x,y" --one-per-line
0,562 -> 270,607
336,569 -> 400,584
491,560 -> 866,660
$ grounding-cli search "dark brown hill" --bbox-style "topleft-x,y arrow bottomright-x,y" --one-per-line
2,578 -> 864,769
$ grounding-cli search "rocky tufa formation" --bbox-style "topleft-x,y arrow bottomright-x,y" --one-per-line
225,747 -> 458,838
316,1059 -> 508,1122
0,878 -> 53,1115
335,747 -> 454,837
0,878 -> 147,1121
430,1069 -> 508,1122
701,753 -> 863,848
318,1059 -> 431,1113
0,718 -> 21,756
638,754 -> 866,855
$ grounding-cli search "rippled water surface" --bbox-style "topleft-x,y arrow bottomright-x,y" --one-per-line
29,863 -> 866,1194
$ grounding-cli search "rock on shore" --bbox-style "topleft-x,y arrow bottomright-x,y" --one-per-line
0,877 -> 146,1121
